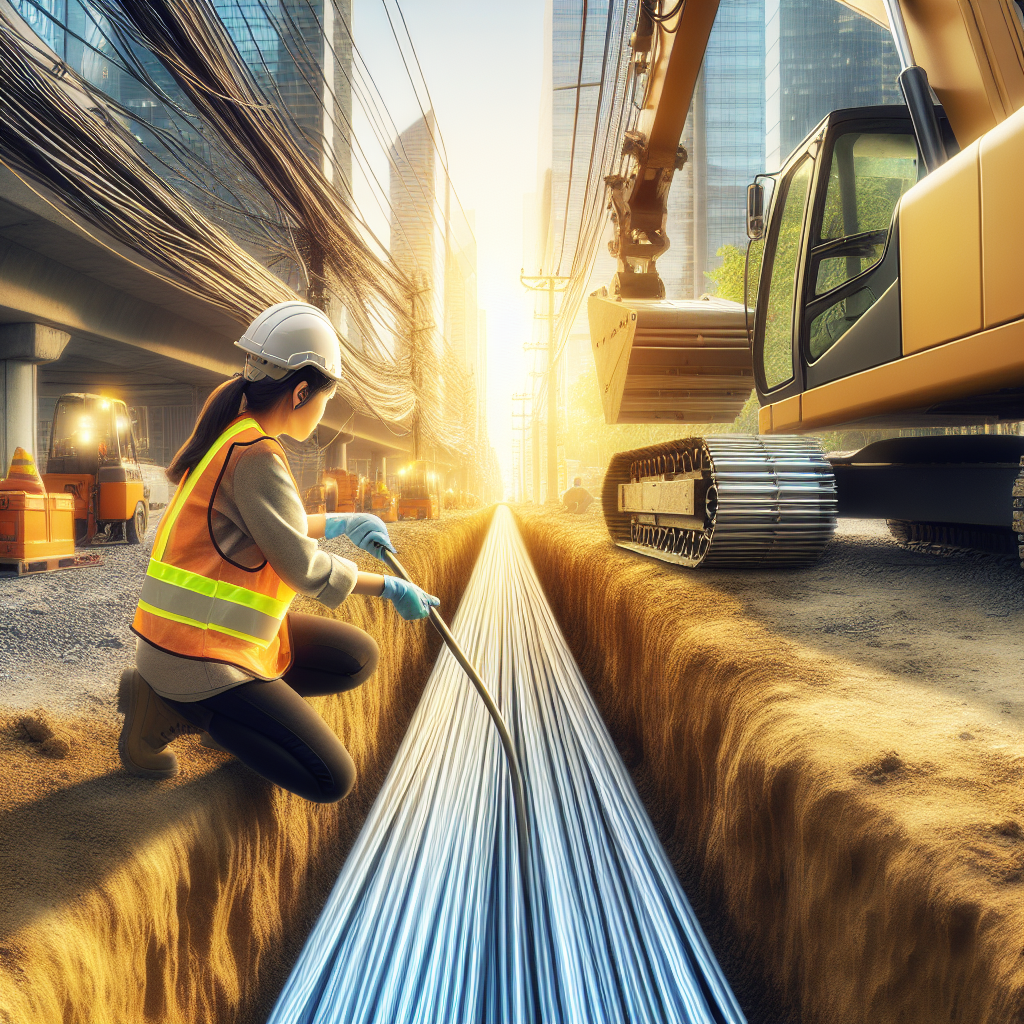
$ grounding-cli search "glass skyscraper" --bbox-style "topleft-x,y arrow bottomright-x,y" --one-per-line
541,0 -> 635,389
765,0 -> 902,170
661,0 -> 766,299
548,0 -> 633,279
213,1 -> 353,195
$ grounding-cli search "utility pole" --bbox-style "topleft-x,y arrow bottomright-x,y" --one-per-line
409,273 -> 431,462
512,393 -> 531,503
520,271 -> 569,503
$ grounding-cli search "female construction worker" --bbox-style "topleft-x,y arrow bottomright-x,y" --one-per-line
118,301 -> 438,802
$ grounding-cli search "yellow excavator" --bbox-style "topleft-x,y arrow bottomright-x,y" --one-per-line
590,0 -> 1024,567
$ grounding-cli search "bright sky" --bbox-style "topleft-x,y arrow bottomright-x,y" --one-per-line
353,0 -> 548,495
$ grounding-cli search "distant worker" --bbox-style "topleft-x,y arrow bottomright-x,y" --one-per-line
561,476 -> 594,514
119,301 -> 439,803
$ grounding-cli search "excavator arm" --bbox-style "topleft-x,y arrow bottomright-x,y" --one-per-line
607,0 -> 1024,300
606,0 -> 720,300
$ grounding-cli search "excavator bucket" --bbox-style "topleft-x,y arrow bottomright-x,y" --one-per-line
588,291 -> 753,425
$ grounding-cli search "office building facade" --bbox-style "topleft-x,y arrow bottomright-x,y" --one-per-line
388,113 -> 484,453
765,0 -> 902,170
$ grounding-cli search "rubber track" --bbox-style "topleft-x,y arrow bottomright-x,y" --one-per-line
604,435 -> 838,569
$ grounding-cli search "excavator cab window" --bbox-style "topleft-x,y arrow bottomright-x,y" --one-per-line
761,158 -> 813,389
807,131 -> 920,360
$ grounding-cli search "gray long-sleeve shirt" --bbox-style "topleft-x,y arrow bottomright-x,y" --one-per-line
137,437 -> 358,701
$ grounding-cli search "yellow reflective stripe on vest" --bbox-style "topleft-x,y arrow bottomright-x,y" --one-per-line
153,417 -> 263,560
139,570 -> 283,646
146,559 -> 290,619
137,599 -> 273,650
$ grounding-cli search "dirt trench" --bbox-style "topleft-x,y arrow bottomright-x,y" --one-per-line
1,502 -> 1020,1024
0,508 -> 493,1024
514,504 -> 1023,1024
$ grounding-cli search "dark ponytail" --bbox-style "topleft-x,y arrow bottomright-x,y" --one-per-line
166,366 -> 334,484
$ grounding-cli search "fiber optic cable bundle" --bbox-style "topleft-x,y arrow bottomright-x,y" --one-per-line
270,507 -> 746,1024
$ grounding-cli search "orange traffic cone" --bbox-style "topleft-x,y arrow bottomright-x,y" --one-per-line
0,447 -> 45,494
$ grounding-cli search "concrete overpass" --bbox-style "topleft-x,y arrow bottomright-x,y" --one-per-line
0,164 -> 413,479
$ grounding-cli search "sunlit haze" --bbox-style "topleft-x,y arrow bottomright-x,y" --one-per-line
354,0 -> 548,496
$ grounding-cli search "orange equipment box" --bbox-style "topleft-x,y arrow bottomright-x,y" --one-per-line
0,490 -> 76,560
326,470 -> 359,513
40,472 -> 91,520
370,490 -> 398,523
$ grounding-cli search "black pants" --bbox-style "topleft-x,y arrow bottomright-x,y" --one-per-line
164,612 -> 379,803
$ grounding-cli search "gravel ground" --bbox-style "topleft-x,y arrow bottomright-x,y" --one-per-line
0,510 -> 168,719
706,517 -> 1023,724
0,509 -> 479,719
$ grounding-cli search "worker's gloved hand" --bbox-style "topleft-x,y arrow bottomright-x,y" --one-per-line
324,513 -> 395,556
381,576 -> 440,621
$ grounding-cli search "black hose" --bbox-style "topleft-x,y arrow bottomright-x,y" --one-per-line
379,546 -> 541,1021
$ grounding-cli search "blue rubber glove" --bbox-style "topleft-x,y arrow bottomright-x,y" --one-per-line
381,575 -> 440,621
324,513 -> 395,556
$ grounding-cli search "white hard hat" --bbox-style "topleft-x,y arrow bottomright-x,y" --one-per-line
235,301 -> 343,384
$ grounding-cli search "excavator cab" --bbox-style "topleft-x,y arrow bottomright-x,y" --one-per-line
749,100 -> 1023,434
751,106 -> 958,414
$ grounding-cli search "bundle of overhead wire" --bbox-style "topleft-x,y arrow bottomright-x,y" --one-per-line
0,2 -> 481,457
270,506 -> 746,1024
89,0 -> 412,340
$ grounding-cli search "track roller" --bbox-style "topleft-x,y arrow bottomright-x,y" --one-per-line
602,435 -> 838,568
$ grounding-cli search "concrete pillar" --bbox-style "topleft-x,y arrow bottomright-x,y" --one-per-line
0,323 -> 70,473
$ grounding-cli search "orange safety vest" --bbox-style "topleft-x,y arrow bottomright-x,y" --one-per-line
131,417 -> 297,679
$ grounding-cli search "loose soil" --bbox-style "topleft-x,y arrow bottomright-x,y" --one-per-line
0,509 -> 491,1024
515,504 -> 1023,1024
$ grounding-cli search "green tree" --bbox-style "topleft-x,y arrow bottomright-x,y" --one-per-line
704,242 -> 762,305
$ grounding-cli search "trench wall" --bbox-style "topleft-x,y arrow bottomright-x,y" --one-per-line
515,506 -> 1023,1024
0,508 -> 493,1024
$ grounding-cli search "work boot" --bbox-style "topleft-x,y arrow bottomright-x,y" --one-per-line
117,668 -> 197,779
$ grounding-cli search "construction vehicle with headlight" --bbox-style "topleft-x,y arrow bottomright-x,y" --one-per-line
590,0 -> 1024,568
42,393 -> 150,545
398,461 -> 441,520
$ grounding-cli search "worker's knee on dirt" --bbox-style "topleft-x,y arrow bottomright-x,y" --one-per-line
314,746 -> 355,803
348,634 -> 380,686
285,613 -> 380,690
